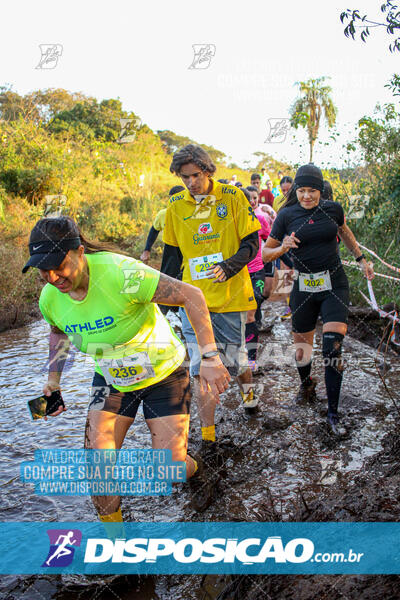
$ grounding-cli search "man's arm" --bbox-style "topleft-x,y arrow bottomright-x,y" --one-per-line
217,232 -> 259,280
151,274 -> 230,396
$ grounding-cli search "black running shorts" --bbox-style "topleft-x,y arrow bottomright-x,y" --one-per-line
88,366 -> 191,419
290,267 -> 350,333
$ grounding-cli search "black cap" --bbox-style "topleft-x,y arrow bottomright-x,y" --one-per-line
22,217 -> 81,273
294,164 -> 324,193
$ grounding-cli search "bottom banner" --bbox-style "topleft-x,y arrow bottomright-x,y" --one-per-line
0,522 -> 399,574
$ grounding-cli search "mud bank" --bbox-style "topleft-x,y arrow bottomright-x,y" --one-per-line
0,303 -> 41,334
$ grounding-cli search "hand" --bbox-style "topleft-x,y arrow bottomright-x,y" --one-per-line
43,380 -> 66,420
199,355 -> 231,399
361,260 -> 375,280
281,231 -> 300,251
140,250 -> 150,262
261,205 -> 274,217
206,264 -> 227,283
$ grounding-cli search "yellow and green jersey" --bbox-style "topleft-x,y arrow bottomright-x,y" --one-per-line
39,253 -> 185,391
153,208 -> 167,232
163,179 -> 260,313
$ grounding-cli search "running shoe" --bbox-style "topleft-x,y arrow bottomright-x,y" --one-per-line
280,306 -> 292,320
327,414 -> 346,436
295,379 -> 317,404
189,441 -> 222,512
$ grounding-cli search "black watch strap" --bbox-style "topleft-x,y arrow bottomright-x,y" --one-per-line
355,254 -> 365,262
201,350 -> 219,360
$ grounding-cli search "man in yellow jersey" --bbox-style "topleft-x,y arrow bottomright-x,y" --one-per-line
161,145 -> 260,507
140,186 -> 184,263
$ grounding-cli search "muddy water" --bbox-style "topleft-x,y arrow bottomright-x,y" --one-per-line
0,304 -> 399,599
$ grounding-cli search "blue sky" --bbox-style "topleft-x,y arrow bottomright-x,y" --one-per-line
2,0 -> 398,168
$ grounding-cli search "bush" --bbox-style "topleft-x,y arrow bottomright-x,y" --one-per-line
0,167 -> 58,203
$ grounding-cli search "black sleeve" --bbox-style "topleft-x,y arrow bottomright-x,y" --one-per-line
269,211 -> 287,242
144,226 -> 159,251
160,244 -> 183,279
280,252 -> 293,268
218,232 -> 259,280
335,202 -> 345,226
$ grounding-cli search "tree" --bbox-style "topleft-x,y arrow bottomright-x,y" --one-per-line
157,129 -> 226,163
290,77 -> 337,163
0,86 -> 88,124
48,98 -> 141,142
340,1 -> 400,53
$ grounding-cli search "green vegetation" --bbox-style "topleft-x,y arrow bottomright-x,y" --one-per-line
0,87 -> 255,327
0,81 -> 398,330
340,1 -> 400,53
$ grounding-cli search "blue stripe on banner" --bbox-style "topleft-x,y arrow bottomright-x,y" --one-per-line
0,522 -> 400,574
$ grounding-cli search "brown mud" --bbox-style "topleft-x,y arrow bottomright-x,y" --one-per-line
1,302 -> 400,599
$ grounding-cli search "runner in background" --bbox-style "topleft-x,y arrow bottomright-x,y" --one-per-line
263,164 -> 374,436
272,176 -> 294,319
22,217 -> 230,520
140,186 -> 184,263
242,187 -> 271,371
272,170 -> 284,197
250,173 -> 274,207
260,167 -> 270,190
247,185 -> 275,324
273,176 -> 293,213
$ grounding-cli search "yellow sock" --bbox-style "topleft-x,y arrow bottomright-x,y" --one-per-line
201,425 -> 216,442
99,508 -> 125,541
99,507 -> 123,523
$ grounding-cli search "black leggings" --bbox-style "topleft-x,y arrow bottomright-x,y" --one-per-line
290,267 -> 349,333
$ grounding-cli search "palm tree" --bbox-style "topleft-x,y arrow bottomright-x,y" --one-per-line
290,77 -> 337,162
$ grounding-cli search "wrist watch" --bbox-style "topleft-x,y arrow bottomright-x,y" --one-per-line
355,254 -> 366,262
201,350 -> 219,360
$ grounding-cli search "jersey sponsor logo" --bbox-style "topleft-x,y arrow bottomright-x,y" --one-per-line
216,203 -> 228,219
64,316 -> 114,334
221,186 -> 236,195
192,232 -> 221,245
169,193 -> 185,204
248,206 -> 257,221
198,222 -> 213,234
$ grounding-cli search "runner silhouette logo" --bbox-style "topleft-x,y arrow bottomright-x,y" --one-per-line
42,529 -> 82,567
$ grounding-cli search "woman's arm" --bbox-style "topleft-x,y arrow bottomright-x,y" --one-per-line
262,233 -> 300,263
42,325 -> 70,417
151,273 -> 230,395
338,223 -> 375,280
